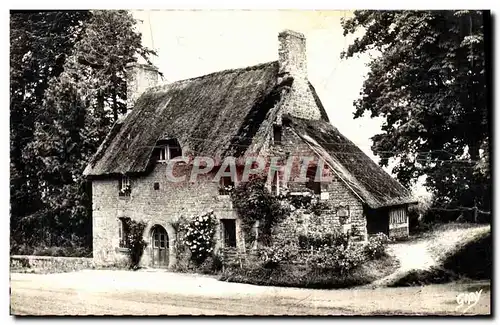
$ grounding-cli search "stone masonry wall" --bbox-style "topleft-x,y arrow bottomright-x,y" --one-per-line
92,163 -> 244,268
280,79 -> 322,120
10,255 -> 94,273
272,173 -> 367,246
271,122 -> 367,245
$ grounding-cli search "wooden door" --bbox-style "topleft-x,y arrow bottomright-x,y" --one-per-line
151,225 -> 169,268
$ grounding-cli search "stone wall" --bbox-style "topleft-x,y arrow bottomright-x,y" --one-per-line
10,255 -> 94,273
92,163 -> 245,268
272,174 -> 367,246
270,123 -> 367,245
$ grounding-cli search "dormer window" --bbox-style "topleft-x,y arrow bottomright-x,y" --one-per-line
156,139 -> 182,162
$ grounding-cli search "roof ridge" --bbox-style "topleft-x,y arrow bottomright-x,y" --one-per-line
149,60 -> 279,92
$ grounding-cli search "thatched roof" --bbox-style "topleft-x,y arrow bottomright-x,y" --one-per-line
286,116 -> 416,209
84,61 -> 287,176
84,59 -> 413,209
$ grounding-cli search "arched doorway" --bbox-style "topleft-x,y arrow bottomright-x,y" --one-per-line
150,225 -> 169,268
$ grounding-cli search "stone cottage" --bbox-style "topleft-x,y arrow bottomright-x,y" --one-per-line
83,30 -> 416,268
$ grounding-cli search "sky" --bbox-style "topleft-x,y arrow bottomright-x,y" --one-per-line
130,9 -> 427,196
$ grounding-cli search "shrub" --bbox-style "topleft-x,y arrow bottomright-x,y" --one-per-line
32,246 -> 64,256
220,253 -> 398,289
364,233 -> 389,260
200,253 -> 224,275
305,244 -> 366,275
123,219 -> 148,270
181,211 -> 217,265
259,243 -> 298,269
11,245 -> 92,257
298,230 -> 349,250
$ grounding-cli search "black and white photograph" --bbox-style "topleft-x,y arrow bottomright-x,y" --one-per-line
8,7 -> 492,316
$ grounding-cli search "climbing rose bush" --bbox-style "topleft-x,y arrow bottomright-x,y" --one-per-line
181,211 -> 217,264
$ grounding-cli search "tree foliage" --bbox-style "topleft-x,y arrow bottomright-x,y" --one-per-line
10,10 -> 155,250
342,10 -> 490,219
10,10 -> 91,246
67,10 -> 156,122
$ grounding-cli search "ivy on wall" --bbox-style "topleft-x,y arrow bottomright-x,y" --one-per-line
230,175 -> 290,246
230,174 -> 359,249
123,219 -> 148,270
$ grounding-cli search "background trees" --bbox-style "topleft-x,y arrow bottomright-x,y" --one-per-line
341,10 -> 490,222
10,11 -> 90,249
10,10 -> 155,252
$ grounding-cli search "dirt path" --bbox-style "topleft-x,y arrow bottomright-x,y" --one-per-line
372,225 -> 491,287
10,270 -> 490,315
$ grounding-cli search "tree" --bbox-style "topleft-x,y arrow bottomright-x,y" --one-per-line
341,10 -> 490,220
10,11 -> 90,245
68,10 -> 156,123
11,10 -> 156,250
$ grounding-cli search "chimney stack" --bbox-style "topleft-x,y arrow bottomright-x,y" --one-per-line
276,30 -> 323,121
126,63 -> 160,109
278,30 -> 307,78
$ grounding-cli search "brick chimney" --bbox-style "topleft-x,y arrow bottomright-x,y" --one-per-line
126,62 -> 160,109
277,30 -> 322,120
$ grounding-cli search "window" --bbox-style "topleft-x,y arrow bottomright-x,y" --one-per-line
306,181 -> 321,194
306,166 -> 321,194
118,217 -> 130,248
153,229 -> 167,248
119,176 -> 131,196
338,206 -> 350,224
154,182 -> 160,190
221,219 -> 236,248
273,124 -> 282,145
271,170 -> 280,195
156,140 -> 182,162
219,176 -> 234,195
